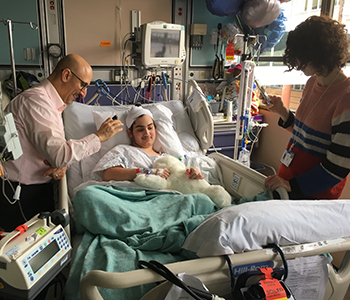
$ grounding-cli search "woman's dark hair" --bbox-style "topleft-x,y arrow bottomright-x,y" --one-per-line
283,15 -> 350,76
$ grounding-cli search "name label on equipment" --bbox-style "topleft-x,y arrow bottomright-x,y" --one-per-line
232,174 -> 240,190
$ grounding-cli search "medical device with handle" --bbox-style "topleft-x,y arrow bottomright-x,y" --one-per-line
0,211 -> 71,300
230,244 -> 295,300
0,112 -> 23,160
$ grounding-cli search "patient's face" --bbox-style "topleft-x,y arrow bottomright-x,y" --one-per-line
128,115 -> 156,149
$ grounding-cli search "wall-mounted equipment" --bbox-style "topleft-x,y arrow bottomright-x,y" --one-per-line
190,24 -> 207,50
47,43 -> 63,58
139,21 -> 186,68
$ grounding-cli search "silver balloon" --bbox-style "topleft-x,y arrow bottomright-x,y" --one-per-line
241,0 -> 281,28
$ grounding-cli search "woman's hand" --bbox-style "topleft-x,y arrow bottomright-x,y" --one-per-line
186,168 -> 204,180
264,175 -> 291,192
261,94 -> 290,121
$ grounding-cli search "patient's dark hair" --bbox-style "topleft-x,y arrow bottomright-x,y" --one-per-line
283,15 -> 350,76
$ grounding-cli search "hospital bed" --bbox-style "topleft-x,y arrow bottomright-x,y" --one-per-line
60,94 -> 350,300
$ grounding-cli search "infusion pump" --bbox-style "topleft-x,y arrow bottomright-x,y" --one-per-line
0,213 -> 71,300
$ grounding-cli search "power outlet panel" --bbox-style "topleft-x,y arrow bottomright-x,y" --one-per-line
172,66 -> 183,100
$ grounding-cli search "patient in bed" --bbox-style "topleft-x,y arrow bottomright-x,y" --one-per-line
93,105 -> 206,183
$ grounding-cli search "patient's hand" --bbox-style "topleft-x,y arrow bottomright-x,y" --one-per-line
186,168 -> 204,180
264,175 -> 291,192
158,168 -> 170,179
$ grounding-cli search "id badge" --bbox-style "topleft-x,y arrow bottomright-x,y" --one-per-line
280,149 -> 294,167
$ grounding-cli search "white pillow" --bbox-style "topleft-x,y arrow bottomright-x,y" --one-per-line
182,199 -> 350,257
93,104 -> 185,158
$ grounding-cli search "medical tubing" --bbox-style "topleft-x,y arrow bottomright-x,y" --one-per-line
249,126 -> 263,156
18,198 -> 27,222
138,260 -> 213,300
2,178 -> 16,204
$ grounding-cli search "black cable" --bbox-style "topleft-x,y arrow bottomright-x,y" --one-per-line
138,260 -> 213,300
271,244 -> 288,281
224,255 -> 235,293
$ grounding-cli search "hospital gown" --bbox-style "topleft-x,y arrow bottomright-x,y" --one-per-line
92,144 -> 223,185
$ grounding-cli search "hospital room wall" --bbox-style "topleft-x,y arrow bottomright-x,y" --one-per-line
64,0 -> 172,66
251,110 -> 350,199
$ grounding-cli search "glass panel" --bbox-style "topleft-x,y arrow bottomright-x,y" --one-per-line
333,0 -> 350,31
256,0 -> 350,110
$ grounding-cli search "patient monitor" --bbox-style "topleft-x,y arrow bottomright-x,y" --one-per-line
138,21 -> 186,68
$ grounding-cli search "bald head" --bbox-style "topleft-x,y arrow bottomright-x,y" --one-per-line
51,54 -> 91,77
48,54 -> 93,105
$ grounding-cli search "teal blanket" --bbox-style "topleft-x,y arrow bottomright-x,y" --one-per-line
64,185 -> 217,300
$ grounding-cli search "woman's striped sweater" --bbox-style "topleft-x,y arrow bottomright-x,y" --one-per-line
278,75 -> 350,199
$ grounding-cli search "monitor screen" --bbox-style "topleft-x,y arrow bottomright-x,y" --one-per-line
150,29 -> 181,58
29,240 -> 60,274
141,22 -> 186,68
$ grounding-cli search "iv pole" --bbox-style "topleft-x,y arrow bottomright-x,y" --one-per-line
1,19 -> 38,98
233,33 -> 256,161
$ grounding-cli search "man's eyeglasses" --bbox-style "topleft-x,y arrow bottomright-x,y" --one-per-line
69,69 -> 88,91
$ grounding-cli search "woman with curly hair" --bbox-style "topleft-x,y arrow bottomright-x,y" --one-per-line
263,15 -> 350,199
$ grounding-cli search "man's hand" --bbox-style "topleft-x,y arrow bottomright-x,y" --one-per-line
95,118 -> 123,143
43,160 -> 68,181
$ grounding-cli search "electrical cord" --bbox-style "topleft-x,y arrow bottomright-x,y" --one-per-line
138,260 -> 213,300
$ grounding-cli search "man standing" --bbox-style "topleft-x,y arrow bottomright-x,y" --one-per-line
0,54 -> 123,231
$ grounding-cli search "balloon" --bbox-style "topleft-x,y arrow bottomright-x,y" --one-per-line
234,10 -> 287,53
241,0 -> 281,28
206,0 -> 245,16
255,10 -> 287,52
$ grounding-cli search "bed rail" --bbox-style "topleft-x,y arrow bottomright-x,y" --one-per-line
80,238 -> 350,300
58,175 -> 71,240
209,152 -> 289,200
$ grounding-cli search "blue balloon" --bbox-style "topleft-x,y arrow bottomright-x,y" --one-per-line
206,0 -> 245,16
235,9 -> 287,53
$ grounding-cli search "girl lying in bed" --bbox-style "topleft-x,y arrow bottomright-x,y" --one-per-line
93,105 -> 205,182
